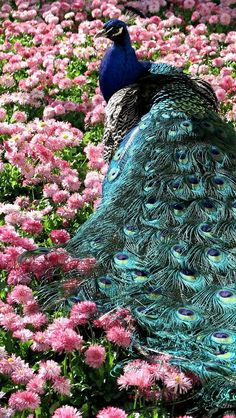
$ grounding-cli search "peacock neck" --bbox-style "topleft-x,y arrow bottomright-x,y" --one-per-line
99,35 -> 149,102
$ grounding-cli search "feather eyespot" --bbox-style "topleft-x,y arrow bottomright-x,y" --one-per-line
216,289 -> 236,304
211,146 -> 223,162
212,176 -> 225,189
171,244 -> 186,259
124,225 -> 138,236
113,149 -> 123,161
98,277 -> 112,289
145,196 -> 157,209
180,121 -> 192,130
207,248 -> 222,263
176,308 -> 197,322
145,287 -> 162,300
108,167 -> 120,182
172,203 -> 185,215
132,270 -> 148,283
175,150 -> 188,164
215,351 -> 235,361
201,199 -> 215,212
114,252 -> 130,267
211,332 -> 233,345
179,268 -> 196,282
187,175 -> 200,189
200,223 -> 213,236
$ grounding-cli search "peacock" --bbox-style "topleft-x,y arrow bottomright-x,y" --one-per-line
24,18 -> 236,415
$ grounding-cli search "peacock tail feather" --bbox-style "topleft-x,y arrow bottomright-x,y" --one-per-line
22,18 -> 236,413
55,66 -> 236,410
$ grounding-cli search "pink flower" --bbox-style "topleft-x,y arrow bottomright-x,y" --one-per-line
215,88 -> 226,101
164,372 -> 192,394
48,328 -> 84,352
0,108 -> 6,121
52,190 -> 70,203
74,75 -> 86,85
178,416 -> 193,418
0,312 -> 24,332
96,406 -> 127,418
52,405 -> 82,418
0,347 -> 7,360
12,111 -> 27,123
183,0 -> 195,9
31,331 -> 51,352
43,183 -> 59,197
106,326 -> 131,348
209,15 -> 218,25
8,285 -> 33,304
54,104 -> 66,115
38,360 -> 61,380
84,143 -> 105,170
52,376 -> 71,395
117,368 -> 153,390
50,229 -> 70,244
8,391 -> 40,411
21,219 -> 43,235
67,193 -> 84,210
12,328 -> 33,342
26,376 -> 45,394
191,11 -> 200,22
62,175 -> 81,191
23,313 -> 48,329
11,364 -> 34,384
219,75 -> 234,91
43,106 -> 55,119
84,345 -> 106,368
212,57 -> 224,67
219,13 -> 231,25
0,406 -> 15,417
72,301 -> 97,315
223,416 -> 236,418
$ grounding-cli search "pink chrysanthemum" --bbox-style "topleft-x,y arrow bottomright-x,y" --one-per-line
84,345 -> 106,368
11,365 -> 34,384
70,301 -> 97,326
13,328 -> 33,342
38,360 -> 61,380
72,301 -> 97,315
48,328 -> 84,352
0,407 -> 14,417
8,390 -> 40,411
223,416 -> 236,418
165,372 -> 192,394
177,416 -> 193,418
8,285 -> 34,304
117,368 -> 153,390
52,376 -> 71,395
26,376 -> 45,394
106,326 -> 131,348
96,406 -> 128,418
31,331 -> 51,351
52,405 -> 82,418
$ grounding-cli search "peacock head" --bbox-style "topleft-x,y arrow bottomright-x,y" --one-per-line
95,19 -> 129,43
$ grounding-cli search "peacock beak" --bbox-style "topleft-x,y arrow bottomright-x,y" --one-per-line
94,29 -> 107,38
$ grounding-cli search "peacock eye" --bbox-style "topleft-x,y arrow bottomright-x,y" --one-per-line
112,27 -> 124,37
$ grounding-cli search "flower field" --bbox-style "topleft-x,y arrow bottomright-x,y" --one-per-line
0,0 -> 236,417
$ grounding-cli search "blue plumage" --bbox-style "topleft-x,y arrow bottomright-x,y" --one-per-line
97,19 -> 151,102
23,19 -> 236,415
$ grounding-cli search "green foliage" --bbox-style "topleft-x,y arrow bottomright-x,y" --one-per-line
0,163 -> 28,203
8,33 -> 34,47
67,57 -> 87,80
